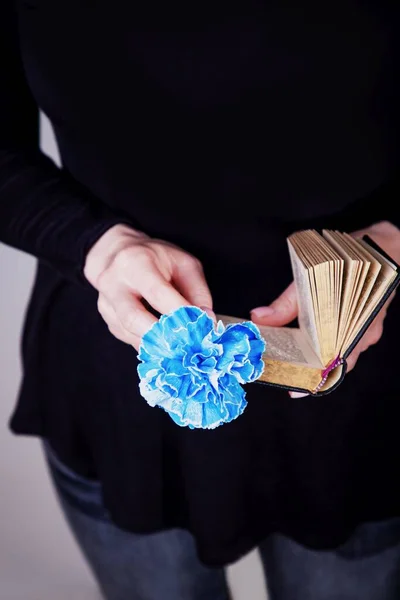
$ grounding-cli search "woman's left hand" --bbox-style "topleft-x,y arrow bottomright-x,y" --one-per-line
251,221 -> 400,395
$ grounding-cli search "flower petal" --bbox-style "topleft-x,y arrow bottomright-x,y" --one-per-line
137,307 -> 265,429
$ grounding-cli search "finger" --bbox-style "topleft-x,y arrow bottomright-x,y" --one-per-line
139,268 -> 190,315
346,348 -> 361,372
200,306 -> 217,322
115,247 -> 189,314
108,325 -> 141,351
97,294 -> 124,333
360,320 -> 384,351
98,294 -> 117,322
251,282 -> 298,326
107,289 -> 158,337
345,317 -> 385,372
173,256 -> 214,312
98,294 -> 150,345
354,319 -> 384,355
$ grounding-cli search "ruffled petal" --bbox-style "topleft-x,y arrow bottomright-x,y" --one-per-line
137,307 -> 265,429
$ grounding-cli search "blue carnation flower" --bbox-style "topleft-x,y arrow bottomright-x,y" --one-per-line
137,306 -> 265,429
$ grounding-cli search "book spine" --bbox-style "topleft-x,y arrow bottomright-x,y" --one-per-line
313,356 -> 344,394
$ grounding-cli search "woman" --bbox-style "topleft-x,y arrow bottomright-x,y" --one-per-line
1,1 -> 400,599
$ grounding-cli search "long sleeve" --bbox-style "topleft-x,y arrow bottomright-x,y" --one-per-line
0,1 -> 132,285
332,176 -> 400,233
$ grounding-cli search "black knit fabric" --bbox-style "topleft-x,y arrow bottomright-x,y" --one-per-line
2,0 -> 400,566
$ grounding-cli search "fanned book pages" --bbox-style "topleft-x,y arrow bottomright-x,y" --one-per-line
218,231 -> 400,395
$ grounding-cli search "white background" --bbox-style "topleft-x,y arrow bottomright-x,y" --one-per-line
0,115 -> 268,600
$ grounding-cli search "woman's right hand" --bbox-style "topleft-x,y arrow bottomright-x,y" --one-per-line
84,224 -> 213,350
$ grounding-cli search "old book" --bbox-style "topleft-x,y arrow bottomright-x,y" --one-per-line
218,231 -> 400,395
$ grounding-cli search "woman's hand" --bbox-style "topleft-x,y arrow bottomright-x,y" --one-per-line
84,224 -> 213,350
345,221 -> 399,369
251,221 -> 400,395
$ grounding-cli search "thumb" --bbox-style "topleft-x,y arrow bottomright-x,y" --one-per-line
251,282 -> 298,326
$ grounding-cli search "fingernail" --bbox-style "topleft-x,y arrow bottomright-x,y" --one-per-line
251,306 -> 275,319
200,306 -> 217,321
289,391 -> 309,398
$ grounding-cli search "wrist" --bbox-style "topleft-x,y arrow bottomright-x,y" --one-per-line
84,223 -> 148,288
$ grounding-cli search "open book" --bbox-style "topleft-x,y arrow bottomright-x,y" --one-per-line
219,230 -> 400,395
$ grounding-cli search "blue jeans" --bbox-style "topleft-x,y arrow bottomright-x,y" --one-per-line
45,443 -> 400,600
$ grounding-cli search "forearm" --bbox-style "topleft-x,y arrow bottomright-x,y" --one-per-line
0,147 -> 134,284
